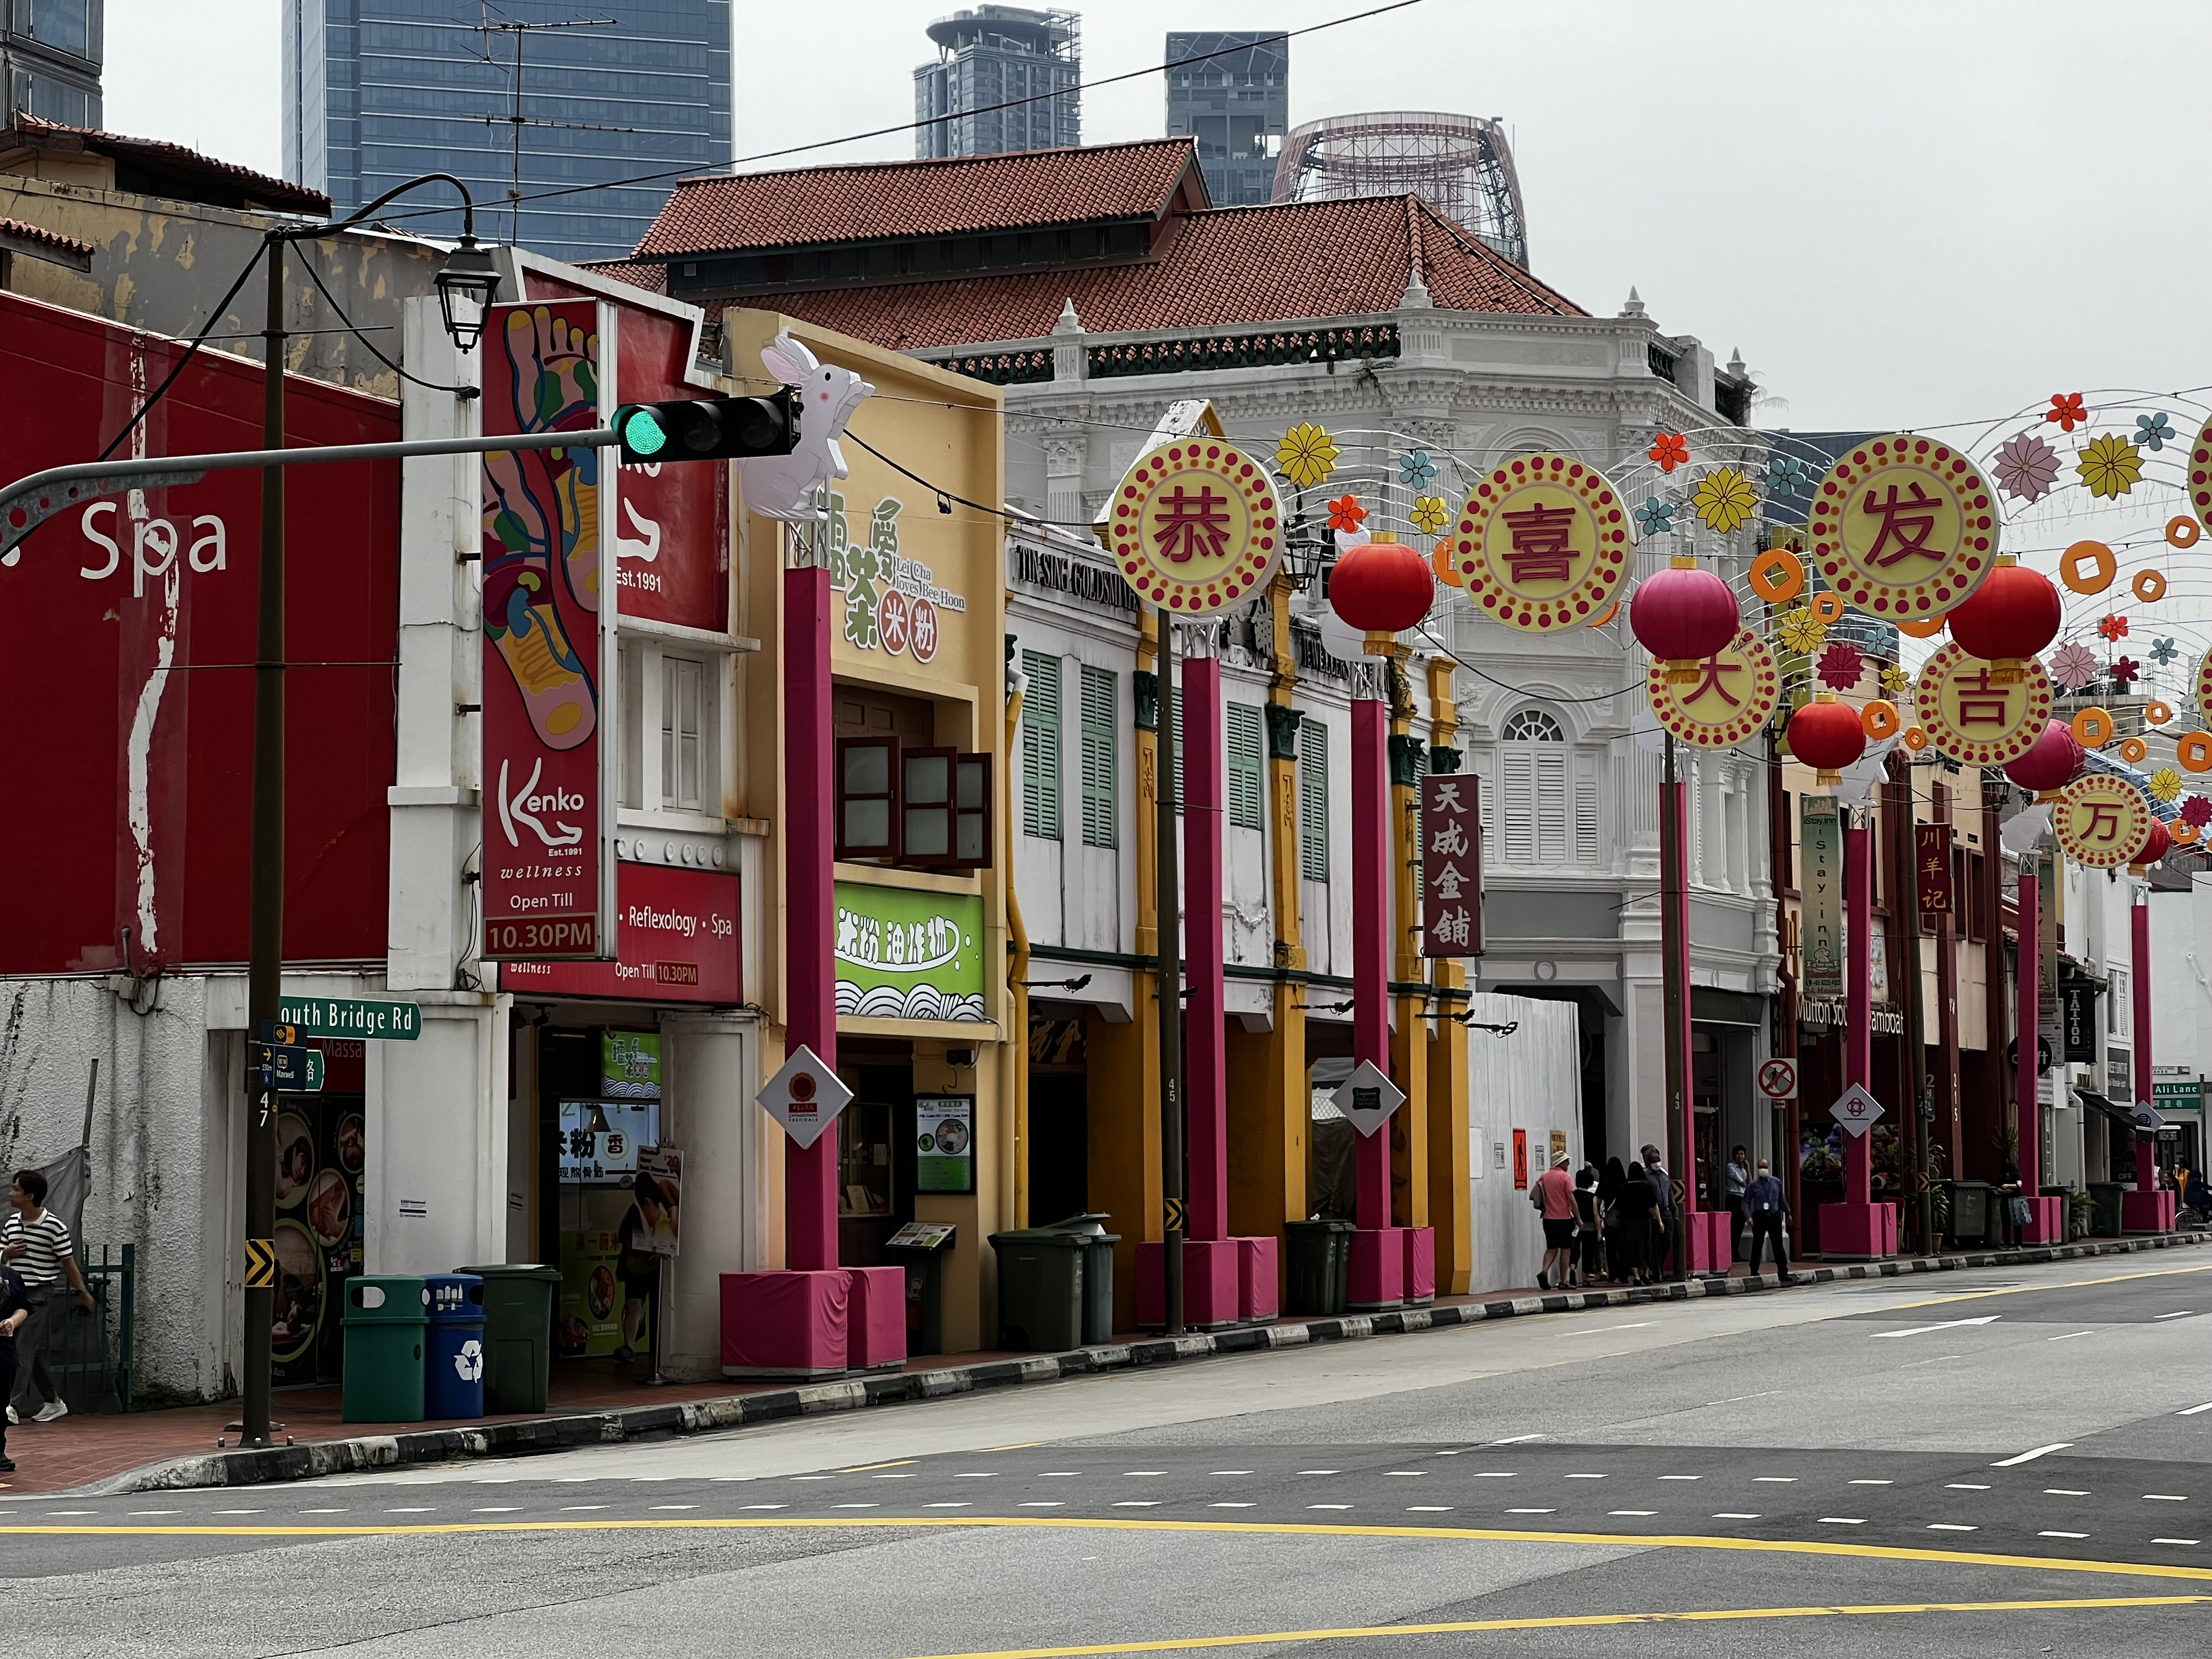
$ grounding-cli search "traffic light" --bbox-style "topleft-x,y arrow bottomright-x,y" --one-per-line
613,394 -> 800,463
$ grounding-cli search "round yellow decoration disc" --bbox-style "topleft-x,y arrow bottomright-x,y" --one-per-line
1106,440 -> 1283,616
1451,453 -> 1629,633
1642,627 -> 1778,749
1806,434 -> 1997,618
1911,643 -> 2053,767
2052,774 -> 2151,869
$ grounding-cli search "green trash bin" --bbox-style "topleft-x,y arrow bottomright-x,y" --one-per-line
2087,1182 -> 2127,1239
989,1227 -> 1087,1351
1947,1181 -> 1994,1247
342,1275 -> 428,1424
1040,1214 -> 1121,1345
1284,1219 -> 1353,1317
457,1262 -> 563,1415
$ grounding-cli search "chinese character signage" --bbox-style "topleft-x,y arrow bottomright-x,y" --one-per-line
1644,627 -> 1778,749
1105,440 -> 1283,615
1805,434 -> 1997,621
916,1097 -> 976,1194
1800,795 -> 1844,1000
834,881 -> 987,1022
1421,773 -> 1482,957
601,1030 -> 661,1099
1914,822 -> 1953,914
2052,773 -> 2151,869
823,490 -> 966,662
1913,643 -> 2051,766
481,300 -> 617,961
1450,453 -> 1627,632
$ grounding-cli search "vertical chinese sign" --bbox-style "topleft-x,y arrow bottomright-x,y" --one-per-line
1800,795 -> 1843,1000
1915,823 -> 1953,915
1420,773 -> 1481,956
481,301 -> 617,959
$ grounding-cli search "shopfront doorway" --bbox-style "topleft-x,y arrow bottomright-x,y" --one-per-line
271,1041 -> 368,1387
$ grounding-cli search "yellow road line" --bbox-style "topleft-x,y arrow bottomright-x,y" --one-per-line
1859,1260 -> 2212,1316
897,1596 -> 2212,1658
9,1514 -> 2212,1585
838,1458 -> 919,1473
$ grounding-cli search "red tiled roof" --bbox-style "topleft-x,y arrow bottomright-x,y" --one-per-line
0,216 -> 94,265
633,138 -> 1203,259
3,114 -> 330,215
578,258 -> 669,295
739,194 -> 1582,351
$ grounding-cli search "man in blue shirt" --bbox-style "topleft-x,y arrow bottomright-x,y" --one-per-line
1745,1157 -> 1791,1276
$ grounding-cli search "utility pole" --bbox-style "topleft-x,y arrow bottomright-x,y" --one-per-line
1154,611 -> 1185,1337
472,11 -> 624,247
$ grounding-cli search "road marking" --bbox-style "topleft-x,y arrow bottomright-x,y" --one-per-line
1114,1502 -> 1159,1509
299,1508 -> 347,1515
2157,1539 -> 2201,1546
1384,1472 -> 1425,1478
873,1473 -> 916,1480
1407,1506 -> 1454,1513
2147,1495 -> 2190,1503
1208,1471 -> 1254,1477
1754,1478 -> 1798,1484
648,1505 -> 697,1512
1901,1354 -> 1964,1368
2044,1490 -> 2090,1498
927,1503 -> 970,1510
956,1473 -> 998,1479
1610,1510 -> 1657,1517
1713,1513 -> 1760,1520
212,1510 -> 260,1516
560,1505 -> 607,1512
2179,1403 -> 2212,1417
1124,1472 -> 1166,1477
1706,1391 -> 1782,1406
1041,1473 -> 1080,1478
1563,1322 -> 1655,1335
1491,1434 -> 1544,1444
1210,1503 -> 1254,1510
1819,1518 -> 1867,1526
2157,1312 -> 2195,1321
1874,1316 -> 2001,1339
1019,1503 -> 1062,1509
1994,1444 -> 2073,1467
1307,1504 -> 1352,1511
982,1442 -> 1044,1453
893,1596 -> 2212,1657
472,1507 -> 521,1514
790,1475 -> 833,1482
1849,1260 -> 2212,1317
831,1503 -> 878,1510
385,1507 -> 434,1514
739,1505 -> 785,1511
2042,1531 -> 2089,1539
2048,1332 -> 2095,1342
1849,1480 -> 1893,1487
1945,1484 -> 1990,1491
1659,1475 -> 1701,1482
1564,1474 -> 1606,1480
1296,1470 -> 1338,1477
1506,1508 -> 1554,1514
127,1511 -> 179,1517
1473,1473 -> 1516,1479
1927,1524 -> 1977,1532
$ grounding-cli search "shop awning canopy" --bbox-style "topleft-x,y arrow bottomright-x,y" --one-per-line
2077,1089 -> 2165,1131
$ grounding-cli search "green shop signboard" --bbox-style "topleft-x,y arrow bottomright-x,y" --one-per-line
601,1030 -> 661,1099
834,881 -> 987,1023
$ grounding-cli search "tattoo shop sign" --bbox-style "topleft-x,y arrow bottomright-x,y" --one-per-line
823,491 -> 967,664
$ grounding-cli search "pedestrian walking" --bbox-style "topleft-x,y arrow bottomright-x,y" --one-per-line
1640,1144 -> 1676,1276
1995,1157 -> 2026,1250
3,1168 -> 95,1426
1744,1157 -> 1791,1276
0,1260 -> 26,1473
1609,1154 -> 1656,1286
1573,1165 -> 1604,1287
1724,1144 -> 1751,1262
1533,1153 -> 1577,1290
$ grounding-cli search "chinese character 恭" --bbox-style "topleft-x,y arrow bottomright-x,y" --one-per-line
1952,666 -> 2011,727
1498,501 -> 1578,584
1151,484 -> 1232,564
1683,653 -> 1744,708
1431,820 -> 1469,858
1858,480 -> 1944,567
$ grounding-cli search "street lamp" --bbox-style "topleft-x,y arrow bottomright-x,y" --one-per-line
240,174 -> 493,1449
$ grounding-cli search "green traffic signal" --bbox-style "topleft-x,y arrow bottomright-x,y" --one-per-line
620,406 -> 670,458
612,395 -> 800,464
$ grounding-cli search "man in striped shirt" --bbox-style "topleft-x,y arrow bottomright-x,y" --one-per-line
4,1169 -> 95,1425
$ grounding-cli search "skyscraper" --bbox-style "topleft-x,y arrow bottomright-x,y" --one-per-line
913,7 -> 1079,160
3,0 -> 102,128
283,0 -> 729,263
1164,31 -> 1286,207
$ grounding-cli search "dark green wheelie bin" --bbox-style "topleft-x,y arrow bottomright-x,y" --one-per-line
990,1227 -> 1088,1351
1284,1219 -> 1353,1316
342,1275 -> 428,1423
1039,1214 -> 1120,1345
2087,1182 -> 2127,1239
457,1262 -> 563,1414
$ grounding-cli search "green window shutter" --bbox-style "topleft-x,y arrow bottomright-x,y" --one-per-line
1080,665 -> 1117,849
1022,650 -> 1062,841
1227,703 -> 1264,830
1300,718 -> 1328,881
1411,742 -> 1428,900
1163,682 -> 1184,813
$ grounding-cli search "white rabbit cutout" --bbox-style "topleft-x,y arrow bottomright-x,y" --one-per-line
737,331 -> 877,523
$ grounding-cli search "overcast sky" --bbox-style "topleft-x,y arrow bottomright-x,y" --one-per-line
109,0 -> 2212,435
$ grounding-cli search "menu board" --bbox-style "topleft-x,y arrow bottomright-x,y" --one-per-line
915,1096 -> 975,1194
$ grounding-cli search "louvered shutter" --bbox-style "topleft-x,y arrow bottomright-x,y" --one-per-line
1080,665 -> 1116,848
1021,650 -> 1061,841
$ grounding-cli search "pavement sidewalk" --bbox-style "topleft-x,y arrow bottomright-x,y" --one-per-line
5,1230 -> 2200,1499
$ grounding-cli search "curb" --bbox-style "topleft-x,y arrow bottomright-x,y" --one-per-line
85,1230 -> 2209,1495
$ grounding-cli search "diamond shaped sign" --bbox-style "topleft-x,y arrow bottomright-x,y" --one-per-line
756,1043 -> 853,1150
1829,1083 -> 1884,1138
1331,1060 -> 1407,1139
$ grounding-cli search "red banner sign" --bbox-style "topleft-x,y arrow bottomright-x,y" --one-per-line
499,864 -> 739,1003
1916,822 -> 1954,914
481,300 -> 616,959
1421,771 -> 1482,957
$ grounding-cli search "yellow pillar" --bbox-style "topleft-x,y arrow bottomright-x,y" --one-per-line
1423,658 -> 1474,1293
1388,651 -> 1430,1229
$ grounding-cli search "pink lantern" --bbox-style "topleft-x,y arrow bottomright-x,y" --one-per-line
2129,817 -> 2171,874
2004,719 -> 2084,801
1631,556 -> 1740,683
1329,532 -> 1435,644
1787,691 -> 1866,786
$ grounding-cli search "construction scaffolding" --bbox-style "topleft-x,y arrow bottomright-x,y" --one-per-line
1271,110 -> 1530,272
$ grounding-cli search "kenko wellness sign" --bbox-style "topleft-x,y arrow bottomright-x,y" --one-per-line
502,863 -> 739,1004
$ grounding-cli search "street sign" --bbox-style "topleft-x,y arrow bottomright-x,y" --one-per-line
1756,1057 -> 1799,1101
255,1021 -> 300,1046
1164,1196 -> 1187,1233
275,997 -> 421,1041
243,1239 -> 278,1290
1331,1060 -> 1408,1139
2005,1035 -> 2054,1078
755,1044 -> 853,1150
1830,1083 -> 1885,1138
255,1042 -> 317,1092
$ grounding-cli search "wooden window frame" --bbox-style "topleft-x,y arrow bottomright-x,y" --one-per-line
901,744 -> 959,866
835,734 -> 901,861
952,753 -> 994,870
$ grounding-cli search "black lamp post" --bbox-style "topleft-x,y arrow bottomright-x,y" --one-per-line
240,176 -> 497,1449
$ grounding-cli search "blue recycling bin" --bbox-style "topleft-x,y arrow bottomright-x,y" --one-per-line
423,1273 -> 487,1419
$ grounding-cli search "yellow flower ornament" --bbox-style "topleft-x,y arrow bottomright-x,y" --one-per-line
1276,423 -> 1340,490
1691,467 -> 1759,535
1410,494 -> 1449,536
2077,434 -> 2145,500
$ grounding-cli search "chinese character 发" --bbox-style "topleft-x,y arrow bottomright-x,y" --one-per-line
1430,862 -> 1466,901
2084,802 -> 2124,843
1858,480 -> 1944,567
1953,666 -> 2011,727
1431,820 -> 1469,858
1499,502 -> 1578,583
1151,484 -> 1232,564
1684,653 -> 1744,708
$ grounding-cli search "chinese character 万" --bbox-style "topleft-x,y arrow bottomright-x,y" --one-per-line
1683,653 -> 1744,708
1952,666 -> 2011,727
1431,820 -> 1469,858
1430,862 -> 1467,901
1432,907 -> 1472,948
2083,802 -> 2124,843
1498,501 -> 1578,583
1151,484 -> 1232,564
1857,480 -> 1944,567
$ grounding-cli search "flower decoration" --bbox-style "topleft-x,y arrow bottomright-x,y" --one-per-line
1879,664 -> 1911,696
2098,612 -> 2130,642
2137,411 -> 2177,453
2078,434 -> 2146,499
2152,636 -> 2180,665
1634,495 -> 1676,538
1649,431 -> 1690,473
1815,640 -> 1865,690
1397,450 -> 1439,489
1691,467 -> 1759,535
1992,431 -> 2061,503
2110,655 -> 2141,687
1765,451 -> 1807,497
2044,392 -> 2088,432
2049,641 -> 2101,690
1276,422 -> 1340,489
2185,796 -> 2212,829
1326,493 -> 1368,534
2151,766 -> 2186,805
1409,494 -> 1449,536
1776,606 -> 1829,655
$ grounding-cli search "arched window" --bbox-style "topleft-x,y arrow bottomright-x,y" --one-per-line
1500,708 -> 1564,743
1498,706 -> 1568,864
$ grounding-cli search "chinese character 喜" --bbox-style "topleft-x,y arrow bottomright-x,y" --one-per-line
1499,501 -> 1578,584
1151,484 -> 1232,564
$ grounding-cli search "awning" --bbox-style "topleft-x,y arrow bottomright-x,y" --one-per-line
2074,1089 -> 2132,1128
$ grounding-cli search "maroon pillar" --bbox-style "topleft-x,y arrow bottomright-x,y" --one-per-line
1183,654 -> 1228,1242
1350,695 -> 1392,1230
784,563 -> 839,1272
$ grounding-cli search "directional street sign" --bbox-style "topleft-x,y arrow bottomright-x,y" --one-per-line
255,1042 -> 317,1092
755,1044 -> 853,1150
255,1021 -> 300,1046
243,1238 -> 278,1290
1756,1057 -> 1799,1101
1829,1082 -> 1885,1138
276,997 -> 421,1040
1164,1196 -> 1187,1234
1331,1060 -> 1408,1139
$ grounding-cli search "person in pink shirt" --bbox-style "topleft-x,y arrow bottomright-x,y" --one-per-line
1535,1152 -> 1578,1290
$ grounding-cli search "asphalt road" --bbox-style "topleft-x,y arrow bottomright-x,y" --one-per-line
5,1250 -> 2212,1658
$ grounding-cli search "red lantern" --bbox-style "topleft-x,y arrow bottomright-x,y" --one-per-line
2128,817 -> 2171,873
1631,556 -> 1741,683
1945,555 -> 2060,680
2004,719 -> 2084,800
1787,691 -> 1866,786
1329,533 -> 1434,648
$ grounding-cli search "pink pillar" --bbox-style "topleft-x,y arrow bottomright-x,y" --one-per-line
1844,818 -> 1874,1208
1350,696 -> 1392,1230
2016,859 -> 2041,1199
784,564 -> 838,1272
1182,655 -> 1227,1243
2133,898 -> 2154,1191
